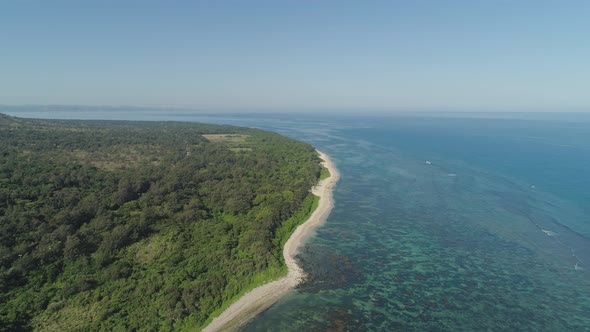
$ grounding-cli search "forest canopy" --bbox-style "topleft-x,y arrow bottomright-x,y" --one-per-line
0,114 -> 321,330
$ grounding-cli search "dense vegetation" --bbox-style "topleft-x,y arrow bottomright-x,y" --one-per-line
0,113 -> 321,331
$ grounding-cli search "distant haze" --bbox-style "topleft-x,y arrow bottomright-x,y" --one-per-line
1,1 -> 589,112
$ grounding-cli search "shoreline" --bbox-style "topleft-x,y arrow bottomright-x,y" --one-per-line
202,150 -> 340,332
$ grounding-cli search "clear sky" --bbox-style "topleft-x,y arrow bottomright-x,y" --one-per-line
1,1 -> 589,112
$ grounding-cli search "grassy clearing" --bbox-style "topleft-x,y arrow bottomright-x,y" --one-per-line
203,134 -> 253,154
320,166 -> 331,180
202,134 -> 250,143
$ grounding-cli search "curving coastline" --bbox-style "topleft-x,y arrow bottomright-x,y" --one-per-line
202,150 -> 340,332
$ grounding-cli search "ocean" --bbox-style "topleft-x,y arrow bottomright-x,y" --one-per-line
6,109 -> 590,331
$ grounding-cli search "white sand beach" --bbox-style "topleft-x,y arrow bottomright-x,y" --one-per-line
202,150 -> 340,332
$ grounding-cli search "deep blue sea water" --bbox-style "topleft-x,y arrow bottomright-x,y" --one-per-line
5,109 -> 590,331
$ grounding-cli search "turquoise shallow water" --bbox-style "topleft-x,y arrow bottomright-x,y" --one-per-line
6,110 -> 590,331
238,114 -> 590,331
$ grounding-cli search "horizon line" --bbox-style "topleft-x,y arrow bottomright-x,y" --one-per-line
1,103 -> 589,114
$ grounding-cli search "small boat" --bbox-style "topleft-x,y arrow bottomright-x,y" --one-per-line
425,161 -> 431,165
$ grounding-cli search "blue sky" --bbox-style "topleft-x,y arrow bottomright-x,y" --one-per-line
1,1 -> 589,111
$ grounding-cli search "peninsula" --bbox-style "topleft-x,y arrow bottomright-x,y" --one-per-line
0,113 -> 326,331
